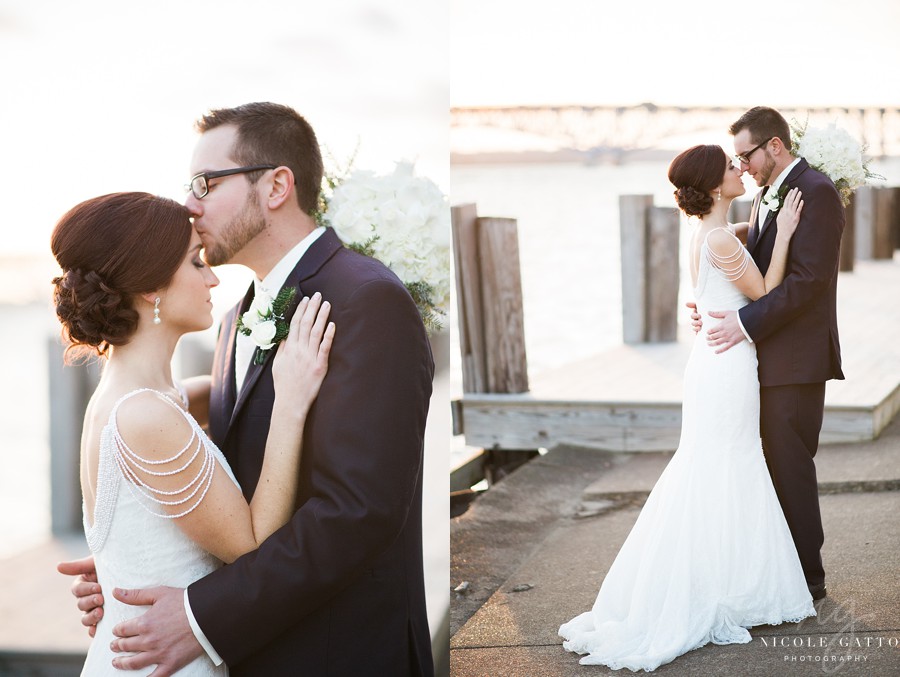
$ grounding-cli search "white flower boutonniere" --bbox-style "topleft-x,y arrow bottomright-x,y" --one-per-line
236,287 -> 298,364
762,184 -> 790,213
316,159 -> 450,334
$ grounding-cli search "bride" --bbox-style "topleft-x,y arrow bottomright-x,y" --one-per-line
51,192 -> 334,675
558,145 -> 815,672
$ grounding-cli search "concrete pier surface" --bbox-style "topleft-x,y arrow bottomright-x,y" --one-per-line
451,416 -> 900,676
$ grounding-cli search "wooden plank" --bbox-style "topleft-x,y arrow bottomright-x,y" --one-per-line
840,191 -> 855,272
874,186 -> 895,259
619,195 -> 653,343
476,217 -> 529,393
728,199 -> 752,224
457,257 -> 900,452
854,186 -> 876,260
451,204 -> 486,393
647,206 -> 679,342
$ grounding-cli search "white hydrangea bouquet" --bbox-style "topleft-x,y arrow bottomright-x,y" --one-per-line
790,119 -> 883,206
316,160 -> 451,334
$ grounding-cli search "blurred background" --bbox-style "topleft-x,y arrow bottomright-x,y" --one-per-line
0,0 -> 449,671
448,0 -> 900,472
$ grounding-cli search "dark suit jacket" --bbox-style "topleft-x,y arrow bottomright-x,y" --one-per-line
189,228 -> 435,676
740,158 -> 845,387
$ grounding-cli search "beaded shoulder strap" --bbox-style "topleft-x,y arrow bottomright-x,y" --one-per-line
704,227 -> 750,281
108,388 -> 216,520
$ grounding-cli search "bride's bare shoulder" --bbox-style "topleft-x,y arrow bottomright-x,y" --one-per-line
114,391 -> 193,460
706,227 -> 742,255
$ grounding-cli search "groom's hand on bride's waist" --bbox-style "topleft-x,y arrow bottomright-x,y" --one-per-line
706,310 -> 746,353
111,585 -> 202,676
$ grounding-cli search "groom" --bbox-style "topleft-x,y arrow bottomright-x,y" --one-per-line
62,103 -> 435,675
705,106 -> 844,601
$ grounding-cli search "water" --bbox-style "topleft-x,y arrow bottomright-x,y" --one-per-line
448,156 -> 900,469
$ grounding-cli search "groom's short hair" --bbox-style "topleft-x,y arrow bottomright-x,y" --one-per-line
729,107 -> 792,150
196,102 -> 324,216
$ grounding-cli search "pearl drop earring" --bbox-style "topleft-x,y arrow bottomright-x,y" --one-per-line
153,297 -> 161,325
717,189 -> 722,201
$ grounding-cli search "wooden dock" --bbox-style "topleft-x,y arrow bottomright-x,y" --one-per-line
457,256 -> 900,452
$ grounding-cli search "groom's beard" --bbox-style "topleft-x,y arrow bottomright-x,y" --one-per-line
755,152 -> 777,187
203,190 -> 267,266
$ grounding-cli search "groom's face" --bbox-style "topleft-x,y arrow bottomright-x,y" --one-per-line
185,125 -> 267,267
733,129 -> 776,188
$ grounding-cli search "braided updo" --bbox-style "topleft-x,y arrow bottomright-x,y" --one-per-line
667,145 -> 729,217
51,192 -> 192,360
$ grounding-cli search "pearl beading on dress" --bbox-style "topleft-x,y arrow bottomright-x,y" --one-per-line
705,229 -> 750,281
108,388 -> 217,520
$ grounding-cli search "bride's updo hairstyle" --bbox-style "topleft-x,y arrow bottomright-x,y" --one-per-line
667,145 -> 729,218
51,192 -> 192,360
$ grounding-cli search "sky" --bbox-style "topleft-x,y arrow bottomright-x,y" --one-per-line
451,0 -> 900,108
0,0 -> 448,259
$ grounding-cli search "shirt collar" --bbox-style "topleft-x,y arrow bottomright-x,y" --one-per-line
257,226 -> 326,295
768,156 -> 802,194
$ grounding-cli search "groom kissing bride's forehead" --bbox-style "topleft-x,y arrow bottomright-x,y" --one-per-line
62,102 -> 436,677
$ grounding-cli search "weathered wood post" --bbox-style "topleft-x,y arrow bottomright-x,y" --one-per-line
891,186 -> 900,251
477,217 -> 529,393
451,204 -> 528,394
47,340 -> 101,535
840,193 -> 856,272
620,195 -> 680,343
451,203 -> 532,489
855,186 -> 895,260
728,200 -> 752,224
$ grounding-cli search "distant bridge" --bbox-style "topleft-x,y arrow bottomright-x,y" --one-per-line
451,104 -> 900,157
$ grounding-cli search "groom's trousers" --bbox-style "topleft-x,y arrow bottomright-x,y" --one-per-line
759,382 -> 827,587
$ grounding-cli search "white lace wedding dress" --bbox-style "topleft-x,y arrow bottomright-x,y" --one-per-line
558,229 -> 816,672
81,389 -> 233,676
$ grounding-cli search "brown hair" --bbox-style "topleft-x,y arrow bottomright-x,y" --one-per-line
729,106 -> 792,149
667,145 -> 729,217
196,102 -> 324,216
51,192 -> 192,361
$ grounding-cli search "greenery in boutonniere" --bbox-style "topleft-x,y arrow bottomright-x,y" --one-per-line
236,287 -> 298,364
762,183 -> 791,213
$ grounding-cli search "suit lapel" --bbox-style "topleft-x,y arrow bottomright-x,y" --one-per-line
747,191 -> 763,253
756,204 -> 778,246
752,158 -> 810,251
226,228 -> 345,430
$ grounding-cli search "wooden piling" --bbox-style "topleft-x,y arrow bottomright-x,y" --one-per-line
619,195 -> 679,344
477,218 -> 529,393
841,192 -> 856,272
47,341 -> 100,535
451,204 -> 528,394
855,186 -> 895,260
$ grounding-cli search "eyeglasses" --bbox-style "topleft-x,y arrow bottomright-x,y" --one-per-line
185,165 -> 276,199
734,137 -> 773,166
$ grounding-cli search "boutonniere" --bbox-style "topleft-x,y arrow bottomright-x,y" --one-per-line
762,183 -> 790,213
236,287 -> 298,364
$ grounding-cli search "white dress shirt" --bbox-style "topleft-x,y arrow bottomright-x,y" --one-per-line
186,226 -> 327,666
234,227 -> 327,394
738,157 -> 802,343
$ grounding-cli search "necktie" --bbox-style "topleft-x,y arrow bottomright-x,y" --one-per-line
235,280 -> 267,395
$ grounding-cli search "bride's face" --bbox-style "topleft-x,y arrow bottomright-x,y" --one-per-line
158,230 -> 220,333
719,162 -> 746,200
